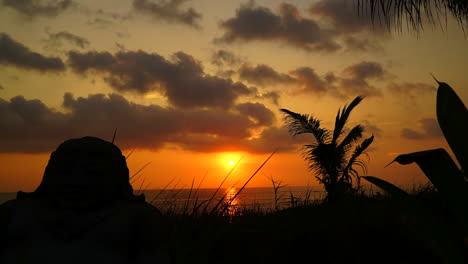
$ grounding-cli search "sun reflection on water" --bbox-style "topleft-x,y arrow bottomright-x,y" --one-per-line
226,187 -> 239,206
224,187 -> 240,215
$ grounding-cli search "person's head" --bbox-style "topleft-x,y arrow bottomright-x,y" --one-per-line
30,136 -> 142,209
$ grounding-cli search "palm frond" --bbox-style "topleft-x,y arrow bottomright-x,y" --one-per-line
303,143 -> 342,183
332,96 -> 364,144
281,108 -> 330,144
338,125 -> 364,151
281,96 -> 374,201
343,135 -> 375,182
358,0 -> 468,32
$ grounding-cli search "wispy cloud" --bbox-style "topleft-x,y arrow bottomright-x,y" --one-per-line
0,33 -> 65,72
132,0 -> 202,28
1,0 -> 74,18
401,118 -> 443,140
43,30 -> 90,50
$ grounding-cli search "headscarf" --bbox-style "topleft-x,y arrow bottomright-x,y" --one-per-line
13,137 -> 148,240
17,136 -> 145,208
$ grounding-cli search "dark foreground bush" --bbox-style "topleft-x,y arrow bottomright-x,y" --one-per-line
163,189 -> 444,264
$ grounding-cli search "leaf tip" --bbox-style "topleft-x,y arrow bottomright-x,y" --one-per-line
384,160 -> 395,168
430,73 -> 440,84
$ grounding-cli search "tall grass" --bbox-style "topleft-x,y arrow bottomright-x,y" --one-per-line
145,151 -> 277,216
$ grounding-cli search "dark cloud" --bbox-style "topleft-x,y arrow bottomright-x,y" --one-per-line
343,61 -> 385,80
401,118 -> 443,140
235,102 -> 275,126
242,126 -> 312,154
0,33 -> 65,72
327,61 -> 385,98
43,30 -> 90,49
68,50 -> 253,109
0,93 -> 294,154
308,0 -> 392,52
387,82 -> 436,100
132,0 -> 201,28
170,126 -> 312,154
289,67 -> 327,95
237,63 -> 326,95
216,2 -> 340,52
239,64 -> 294,86
361,120 -> 383,137
259,91 -> 280,105
309,0 -> 388,35
214,69 -> 236,79
1,0 -> 73,18
211,49 -> 242,67
0,95 -> 70,152
343,36 -> 384,52
0,83 -> 4,90
238,61 -> 385,99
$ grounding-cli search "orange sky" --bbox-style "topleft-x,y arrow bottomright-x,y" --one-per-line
0,0 -> 467,192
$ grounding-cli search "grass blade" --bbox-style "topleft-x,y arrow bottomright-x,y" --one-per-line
220,151 -> 276,214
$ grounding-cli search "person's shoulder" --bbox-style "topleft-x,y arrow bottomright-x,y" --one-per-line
0,199 -> 21,211
0,199 -> 17,207
0,199 -> 19,226
120,200 -> 163,218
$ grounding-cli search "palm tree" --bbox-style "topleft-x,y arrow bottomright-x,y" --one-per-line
281,96 -> 374,202
357,0 -> 468,32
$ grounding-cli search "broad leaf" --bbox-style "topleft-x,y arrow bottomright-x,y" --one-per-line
362,176 -> 409,198
436,81 -> 468,177
392,148 -> 467,204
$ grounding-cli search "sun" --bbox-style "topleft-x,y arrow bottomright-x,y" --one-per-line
218,152 -> 244,169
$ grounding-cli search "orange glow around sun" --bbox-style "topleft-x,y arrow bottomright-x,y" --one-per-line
218,152 -> 243,169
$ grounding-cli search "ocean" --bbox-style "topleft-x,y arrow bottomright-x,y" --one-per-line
0,186 -> 326,212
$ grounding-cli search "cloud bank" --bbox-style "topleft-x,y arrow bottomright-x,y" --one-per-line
216,2 -> 340,52
238,61 -> 386,99
217,1 -> 389,53
67,50 -> 254,109
0,93 -> 308,154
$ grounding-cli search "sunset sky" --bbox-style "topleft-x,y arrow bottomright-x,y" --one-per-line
0,0 -> 467,192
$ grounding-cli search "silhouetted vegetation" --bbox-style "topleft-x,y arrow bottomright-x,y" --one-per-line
363,80 -> 468,263
159,185 -> 445,264
357,0 -> 468,32
281,96 -> 374,203
151,86 -> 468,263
4,87 -> 466,263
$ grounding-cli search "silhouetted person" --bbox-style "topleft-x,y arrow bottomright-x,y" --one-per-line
0,136 -> 166,264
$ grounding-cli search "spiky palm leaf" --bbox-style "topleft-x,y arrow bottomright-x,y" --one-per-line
342,135 -> 375,185
280,109 -> 330,144
303,143 -> 340,182
357,0 -> 468,32
332,96 -> 364,144
338,124 -> 364,152
282,96 -> 374,201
